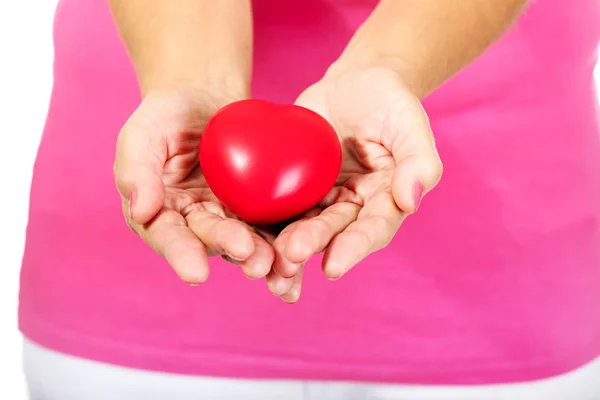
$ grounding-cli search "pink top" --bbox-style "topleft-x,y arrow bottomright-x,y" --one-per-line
19,0 -> 600,385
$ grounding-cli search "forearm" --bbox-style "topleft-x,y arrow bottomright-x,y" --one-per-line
331,0 -> 529,99
109,0 -> 252,97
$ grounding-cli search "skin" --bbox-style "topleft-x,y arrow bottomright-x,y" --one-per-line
112,1 -> 275,284
111,0 -> 529,297
108,0 -> 252,96
267,0 -> 530,302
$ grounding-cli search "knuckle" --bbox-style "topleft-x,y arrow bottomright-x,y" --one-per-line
138,229 -> 161,256
354,229 -> 374,252
114,166 -> 133,195
311,218 -> 332,236
181,202 -> 206,219
114,177 -> 127,195
371,216 -> 395,250
329,204 -> 358,225
433,157 -> 444,179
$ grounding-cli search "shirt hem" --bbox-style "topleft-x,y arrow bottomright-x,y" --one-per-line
19,316 -> 600,386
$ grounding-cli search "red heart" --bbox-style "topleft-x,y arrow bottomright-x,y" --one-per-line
199,99 -> 342,225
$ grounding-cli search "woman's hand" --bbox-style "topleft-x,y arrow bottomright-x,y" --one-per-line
267,66 -> 443,302
114,88 -> 274,284
110,0 -> 262,284
265,0 -> 527,303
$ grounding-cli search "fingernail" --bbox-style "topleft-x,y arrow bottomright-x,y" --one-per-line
190,283 -> 199,287
327,271 -> 344,281
224,252 -> 245,263
325,264 -> 346,281
299,257 -> 310,265
283,289 -> 301,304
129,191 -> 137,218
412,182 -> 424,211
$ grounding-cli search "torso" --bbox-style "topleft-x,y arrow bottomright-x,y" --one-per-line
19,0 -> 600,384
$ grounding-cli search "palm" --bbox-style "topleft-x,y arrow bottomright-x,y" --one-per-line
160,128 -> 226,230
268,67 -> 442,301
302,67 -> 424,201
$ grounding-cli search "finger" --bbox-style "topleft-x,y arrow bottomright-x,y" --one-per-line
280,266 -> 304,304
114,108 -> 168,225
271,205 -> 329,278
121,199 -> 140,234
241,230 -> 275,279
388,100 -> 443,213
186,206 -> 273,279
284,202 -> 360,264
322,192 -> 404,280
185,206 -> 254,259
269,207 -> 325,278
272,223 -> 303,278
139,209 -> 210,284
266,268 -> 294,296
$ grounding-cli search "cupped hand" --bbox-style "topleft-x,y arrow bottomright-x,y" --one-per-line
114,88 -> 274,284
267,66 -> 443,302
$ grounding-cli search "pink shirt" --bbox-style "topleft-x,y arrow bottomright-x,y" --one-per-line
19,0 -> 600,385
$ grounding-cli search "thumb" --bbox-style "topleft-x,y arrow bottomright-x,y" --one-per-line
114,109 -> 167,225
389,102 -> 443,213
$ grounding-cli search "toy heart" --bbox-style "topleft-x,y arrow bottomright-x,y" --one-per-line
199,99 -> 342,225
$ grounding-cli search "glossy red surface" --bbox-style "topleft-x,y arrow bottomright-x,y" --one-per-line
200,100 -> 342,225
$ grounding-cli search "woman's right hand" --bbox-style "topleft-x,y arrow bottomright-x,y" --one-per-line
114,88 -> 274,284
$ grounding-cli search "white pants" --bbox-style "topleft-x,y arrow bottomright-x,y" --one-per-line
24,339 -> 600,400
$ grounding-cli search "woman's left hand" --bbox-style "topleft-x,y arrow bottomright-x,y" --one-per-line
266,66 -> 443,303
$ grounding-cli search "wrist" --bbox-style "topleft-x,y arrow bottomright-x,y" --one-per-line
326,50 -> 427,99
326,20 -> 429,99
328,0 -> 528,100
138,62 -> 250,101
142,78 -> 249,127
111,0 -> 253,99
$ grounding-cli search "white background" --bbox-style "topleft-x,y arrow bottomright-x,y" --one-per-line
0,2 -> 599,399
1,1 -> 63,398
